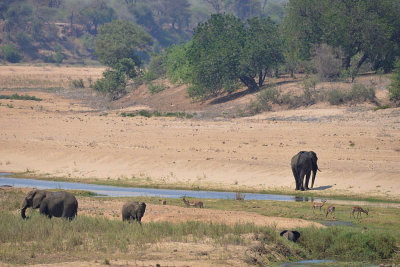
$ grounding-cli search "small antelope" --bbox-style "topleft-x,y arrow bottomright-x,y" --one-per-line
159,199 -> 167,205
325,205 -> 335,218
312,199 -> 327,213
182,197 -> 204,208
351,206 -> 369,218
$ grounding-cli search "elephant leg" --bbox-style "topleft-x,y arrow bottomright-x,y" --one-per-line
292,167 -> 300,190
299,173 -> 305,191
305,172 -> 311,190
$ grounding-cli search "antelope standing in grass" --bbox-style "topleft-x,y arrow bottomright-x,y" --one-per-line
351,206 -> 369,218
312,199 -> 327,213
182,197 -> 204,208
325,205 -> 335,218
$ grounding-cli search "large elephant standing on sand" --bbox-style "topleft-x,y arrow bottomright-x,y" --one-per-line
291,151 -> 320,191
122,201 -> 146,224
21,189 -> 78,220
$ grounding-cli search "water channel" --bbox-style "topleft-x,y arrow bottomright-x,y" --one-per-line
1,173 -> 399,209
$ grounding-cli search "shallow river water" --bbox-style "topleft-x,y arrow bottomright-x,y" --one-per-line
1,173 -> 399,209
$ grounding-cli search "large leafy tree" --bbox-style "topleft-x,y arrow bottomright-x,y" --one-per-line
77,0 -> 116,34
185,13 -> 283,98
94,20 -> 152,99
283,0 -> 400,73
187,14 -> 245,97
241,17 -> 284,89
95,20 -> 152,69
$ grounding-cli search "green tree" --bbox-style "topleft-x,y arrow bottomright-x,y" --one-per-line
187,14 -> 246,97
95,20 -> 152,69
185,14 -> 283,98
78,0 -> 116,34
92,69 -> 127,100
242,17 -> 284,88
283,0 -> 400,74
164,42 -> 192,84
94,20 -> 152,99
1,43 -> 22,63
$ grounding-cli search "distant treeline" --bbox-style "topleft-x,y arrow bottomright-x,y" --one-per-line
0,0 -> 287,63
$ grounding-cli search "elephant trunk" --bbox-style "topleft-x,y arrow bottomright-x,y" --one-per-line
21,199 -> 29,219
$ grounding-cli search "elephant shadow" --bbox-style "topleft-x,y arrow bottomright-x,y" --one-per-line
310,185 -> 332,191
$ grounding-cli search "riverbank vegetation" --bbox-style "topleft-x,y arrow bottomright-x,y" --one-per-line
0,189 -> 399,265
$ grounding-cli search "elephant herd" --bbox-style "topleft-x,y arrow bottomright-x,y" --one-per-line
18,150 -> 320,243
20,189 -> 146,223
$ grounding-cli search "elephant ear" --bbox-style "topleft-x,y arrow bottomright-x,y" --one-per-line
310,151 -> 318,160
32,191 -> 47,209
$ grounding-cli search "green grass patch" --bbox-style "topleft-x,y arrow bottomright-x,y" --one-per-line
374,104 -> 391,111
121,110 -> 195,119
148,82 -> 168,94
1,190 -> 399,265
0,93 -> 42,101
298,227 -> 396,262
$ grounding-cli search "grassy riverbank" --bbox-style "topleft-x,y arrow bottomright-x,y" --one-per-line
1,189 -> 399,265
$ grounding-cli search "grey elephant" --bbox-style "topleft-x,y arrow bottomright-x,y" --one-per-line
21,189 -> 78,220
121,201 -> 146,224
280,230 -> 301,242
291,151 -> 321,191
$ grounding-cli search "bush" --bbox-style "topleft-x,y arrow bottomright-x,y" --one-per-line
257,86 -> 281,104
327,89 -> 347,105
247,87 -> 278,115
148,82 -> 168,94
71,79 -> 85,88
79,34 -> 95,51
92,70 -> 126,100
1,43 -> 22,63
348,83 -> 375,102
15,32 -> 32,48
148,54 -> 166,78
314,44 -> 342,81
298,227 -> 396,262
389,61 -> 400,103
54,46 -> 64,64
327,84 -> 375,105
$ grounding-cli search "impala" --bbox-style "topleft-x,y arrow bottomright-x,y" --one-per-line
182,197 -> 204,208
351,206 -> 369,218
312,199 -> 327,213
325,205 -> 335,218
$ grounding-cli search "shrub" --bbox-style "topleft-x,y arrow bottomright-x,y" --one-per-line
54,46 -> 64,64
314,44 -> 342,81
327,89 -> 347,105
257,86 -> 281,104
143,71 -> 156,82
1,43 -> 22,63
298,227 -> 396,262
15,32 -> 32,48
0,94 -> 41,101
79,34 -> 95,51
71,79 -> 85,88
148,54 -> 166,78
327,84 -> 375,105
92,70 -> 126,100
148,82 -> 168,94
389,61 -> 400,103
348,83 -> 375,102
